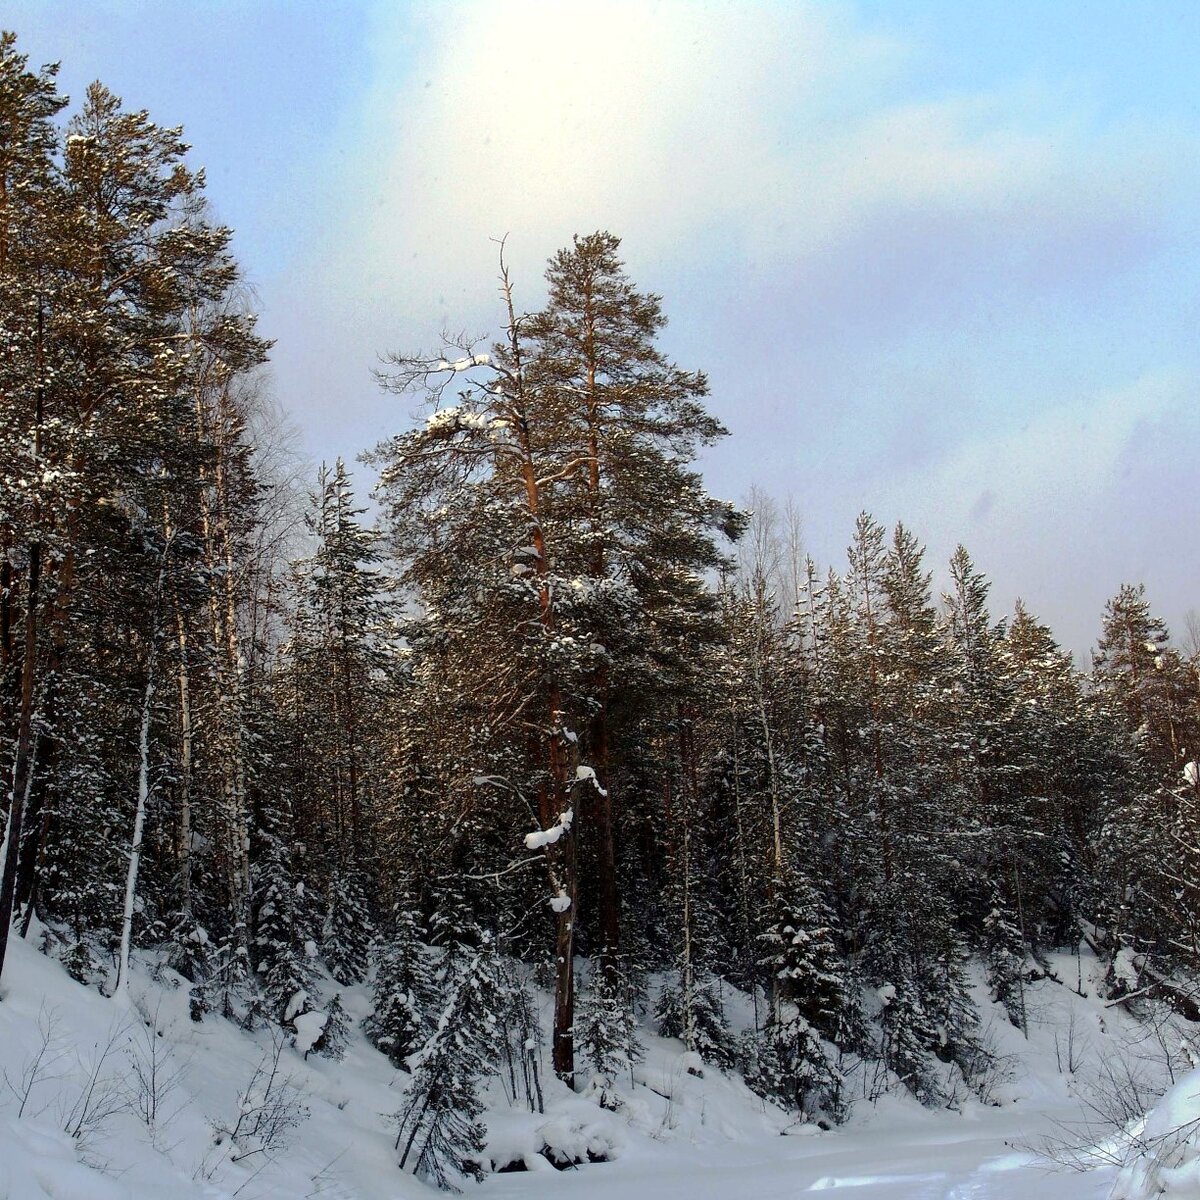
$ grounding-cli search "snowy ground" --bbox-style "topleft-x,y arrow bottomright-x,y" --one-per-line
0,931 -> 1187,1199
483,1105 -> 1114,1200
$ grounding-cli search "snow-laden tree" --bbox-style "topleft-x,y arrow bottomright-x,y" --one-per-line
0,31 -> 67,982
368,894 -> 437,1069
578,961 -> 641,1108
524,231 -> 741,971
0,57 -> 272,987
323,869 -> 375,985
1090,585 -> 1200,984
1094,584 -> 1196,778
251,804 -> 316,1026
369,234 -> 738,1084
760,869 -> 854,1047
393,934 -> 506,1192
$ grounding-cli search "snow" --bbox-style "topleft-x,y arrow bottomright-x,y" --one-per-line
424,406 -> 490,435
0,933 -> 1189,1200
524,808 -> 574,850
478,950 -> 1143,1200
434,354 -> 490,372
1112,947 -> 1141,991
575,765 -> 608,796
0,934 -> 428,1200
483,1104 -> 626,1173
548,890 -> 572,914
1111,1067 -> 1200,1198
1184,761 -> 1199,786
283,987 -> 308,1023
293,1008 -> 330,1057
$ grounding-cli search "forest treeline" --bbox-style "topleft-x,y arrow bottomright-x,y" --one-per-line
2,33 -> 1199,1190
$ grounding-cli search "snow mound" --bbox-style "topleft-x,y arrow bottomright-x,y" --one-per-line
1114,1067 -> 1200,1198
482,1100 -> 625,1173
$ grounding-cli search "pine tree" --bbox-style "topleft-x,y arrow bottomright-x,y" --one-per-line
526,231 -> 738,971
369,896 -> 436,1069
370,234 -> 738,1084
0,58 -> 270,987
0,36 -> 70,982
579,962 -> 640,1108
251,806 -> 316,1026
369,254 -> 586,1082
0,34 -> 68,973
323,869 -> 375,985
393,935 -> 505,1192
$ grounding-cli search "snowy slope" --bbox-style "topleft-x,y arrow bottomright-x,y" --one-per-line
0,934 -> 419,1200
0,934 -> 1189,1200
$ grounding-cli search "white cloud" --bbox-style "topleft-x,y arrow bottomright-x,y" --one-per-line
304,0 -> 1180,336
891,370 -> 1183,520
869,369 -> 1199,654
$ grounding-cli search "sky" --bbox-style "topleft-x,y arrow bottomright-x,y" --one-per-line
8,0 -> 1200,657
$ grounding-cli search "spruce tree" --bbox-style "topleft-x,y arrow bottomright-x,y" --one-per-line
393,935 -> 505,1192
579,962 -> 641,1108
251,804 -> 316,1026
369,895 -> 436,1069
282,459 -> 392,880
760,869 -> 852,1046
323,869 -> 375,985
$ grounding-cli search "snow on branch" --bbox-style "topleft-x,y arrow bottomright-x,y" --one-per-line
523,808 -> 573,850
434,353 -> 490,373
574,765 -> 608,797
424,406 -> 491,436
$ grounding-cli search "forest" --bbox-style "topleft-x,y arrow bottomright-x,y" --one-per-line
1,29 -> 1199,1195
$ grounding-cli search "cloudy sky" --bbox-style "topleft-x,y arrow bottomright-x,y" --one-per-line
9,0 -> 1200,656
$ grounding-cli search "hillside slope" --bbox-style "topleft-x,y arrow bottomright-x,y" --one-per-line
0,934 -> 1188,1200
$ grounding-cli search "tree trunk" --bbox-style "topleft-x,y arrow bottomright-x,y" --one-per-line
581,291 -> 621,969
175,604 -> 193,915
591,681 -> 620,966
501,259 -> 577,1085
551,815 -> 577,1086
0,533 -> 13,766
115,650 -> 157,996
15,680 -> 54,935
0,541 -> 40,987
115,546 -> 168,997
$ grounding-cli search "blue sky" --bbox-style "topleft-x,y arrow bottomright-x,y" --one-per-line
8,0 -> 1200,655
